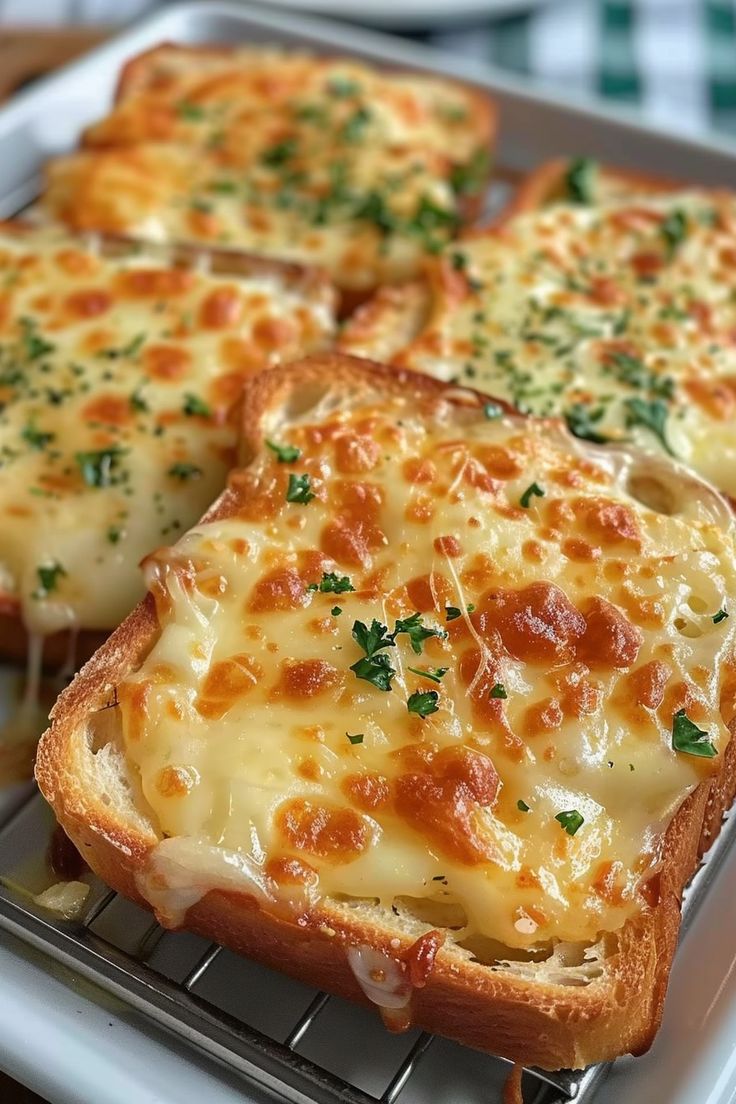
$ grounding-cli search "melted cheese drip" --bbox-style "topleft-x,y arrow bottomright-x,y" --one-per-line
118,393 -> 736,953
385,192 -> 736,493
0,227 -> 334,636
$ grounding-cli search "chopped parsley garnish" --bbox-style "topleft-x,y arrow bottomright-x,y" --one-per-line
76,447 -> 127,488
97,333 -> 145,361
190,198 -> 213,214
624,397 -> 675,456
353,618 -> 395,657
331,606 -> 342,617
713,609 -> 729,624
517,799 -> 530,813
407,689 -> 440,718
450,148 -> 491,198
445,606 -> 466,622
607,351 -> 674,399
346,732 -> 364,745
183,393 -> 211,417
129,388 -> 149,413
483,402 -> 504,420
520,482 -> 545,508
408,666 -> 448,684
209,178 -> 238,195
176,101 -> 205,121
555,810 -> 584,836
672,709 -> 717,758
350,652 -> 396,692
350,618 -> 396,691
353,190 -> 398,236
20,317 -> 55,361
564,403 -> 609,444
342,105 -> 371,143
392,611 -> 445,654
168,461 -> 202,481
261,138 -> 298,167
34,561 -> 66,597
407,196 -> 459,252
285,473 -> 315,504
489,683 -> 507,699
266,439 -> 301,463
660,208 -> 688,260
22,422 -> 54,450
565,157 -> 597,204
107,526 -> 122,544
308,571 -> 355,594
327,76 -> 361,98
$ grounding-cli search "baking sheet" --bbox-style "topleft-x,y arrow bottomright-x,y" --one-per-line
1,4 -> 736,1103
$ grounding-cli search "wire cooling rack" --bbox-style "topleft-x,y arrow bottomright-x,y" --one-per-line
0,787 -> 624,1104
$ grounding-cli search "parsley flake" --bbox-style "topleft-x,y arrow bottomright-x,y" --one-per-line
392,611 -> 445,654
624,397 -> 675,456
490,683 -> 507,699
308,571 -> 354,594
331,606 -> 342,617
555,810 -> 584,836
34,562 -> 66,598
407,689 -> 440,718
350,652 -> 396,692
266,439 -> 301,463
261,138 -> 298,167
76,447 -> 127,488
353,618 -> 394,657
22,422 -> 54,450
176,101 -> 206,121
183,393 -> 211,417
408,666 -> 448,684
565,157 -> 597,204
346,732 -> 364,745
660,209 -> 688,260
672,709 -> 717,758
20,317 -> 55,361
713,609 -> 729,624
168,461 -> 202,481
285,473 -> 315,504
97,333 -> 145,361
520,482 -> 545,508
564,403 -> 609,444
517,799 -> 530,813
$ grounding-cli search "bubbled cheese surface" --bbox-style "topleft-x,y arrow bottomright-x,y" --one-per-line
119,389 -> 736,952
390,192 -> 736,494
0,227 -> 334,635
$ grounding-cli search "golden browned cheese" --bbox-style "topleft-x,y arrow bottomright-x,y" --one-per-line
42,49 -> 494,292
346,191 -> 736,493
0,227 -> 335,635
116,391 -> 736,953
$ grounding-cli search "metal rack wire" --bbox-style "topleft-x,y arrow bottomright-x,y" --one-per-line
0,788 -> 622,1104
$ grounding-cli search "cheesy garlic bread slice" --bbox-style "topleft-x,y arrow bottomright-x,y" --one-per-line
41,44 -> 495,299
340,188 -> 736,495
0,225 -> 335,664
37,356 -> 736,1070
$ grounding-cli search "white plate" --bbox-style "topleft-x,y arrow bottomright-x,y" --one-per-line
251,0 -> 556,29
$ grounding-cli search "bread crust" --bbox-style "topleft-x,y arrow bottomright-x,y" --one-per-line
501,157 -> 684,222
36,354 -> 736,1070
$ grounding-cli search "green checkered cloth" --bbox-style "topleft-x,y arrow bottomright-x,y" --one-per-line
426,0 -> 736,137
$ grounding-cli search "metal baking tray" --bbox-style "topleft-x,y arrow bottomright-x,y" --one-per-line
1,4 -> 736,1103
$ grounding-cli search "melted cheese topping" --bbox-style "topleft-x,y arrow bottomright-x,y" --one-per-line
364,192 -> 736,493
0,227 -> 334,635
43,143 -> 460,292
117,391 -> 736,954
42,49 -> 492,293
85,47 -> 489,165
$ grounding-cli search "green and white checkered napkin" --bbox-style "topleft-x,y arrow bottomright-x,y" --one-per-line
423,0 -> 736,137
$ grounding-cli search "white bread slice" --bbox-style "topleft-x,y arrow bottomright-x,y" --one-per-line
339,187 -> 736,497
36,354 -> 736,1070
40,44 -> 495,302
0,222 -> 335,669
